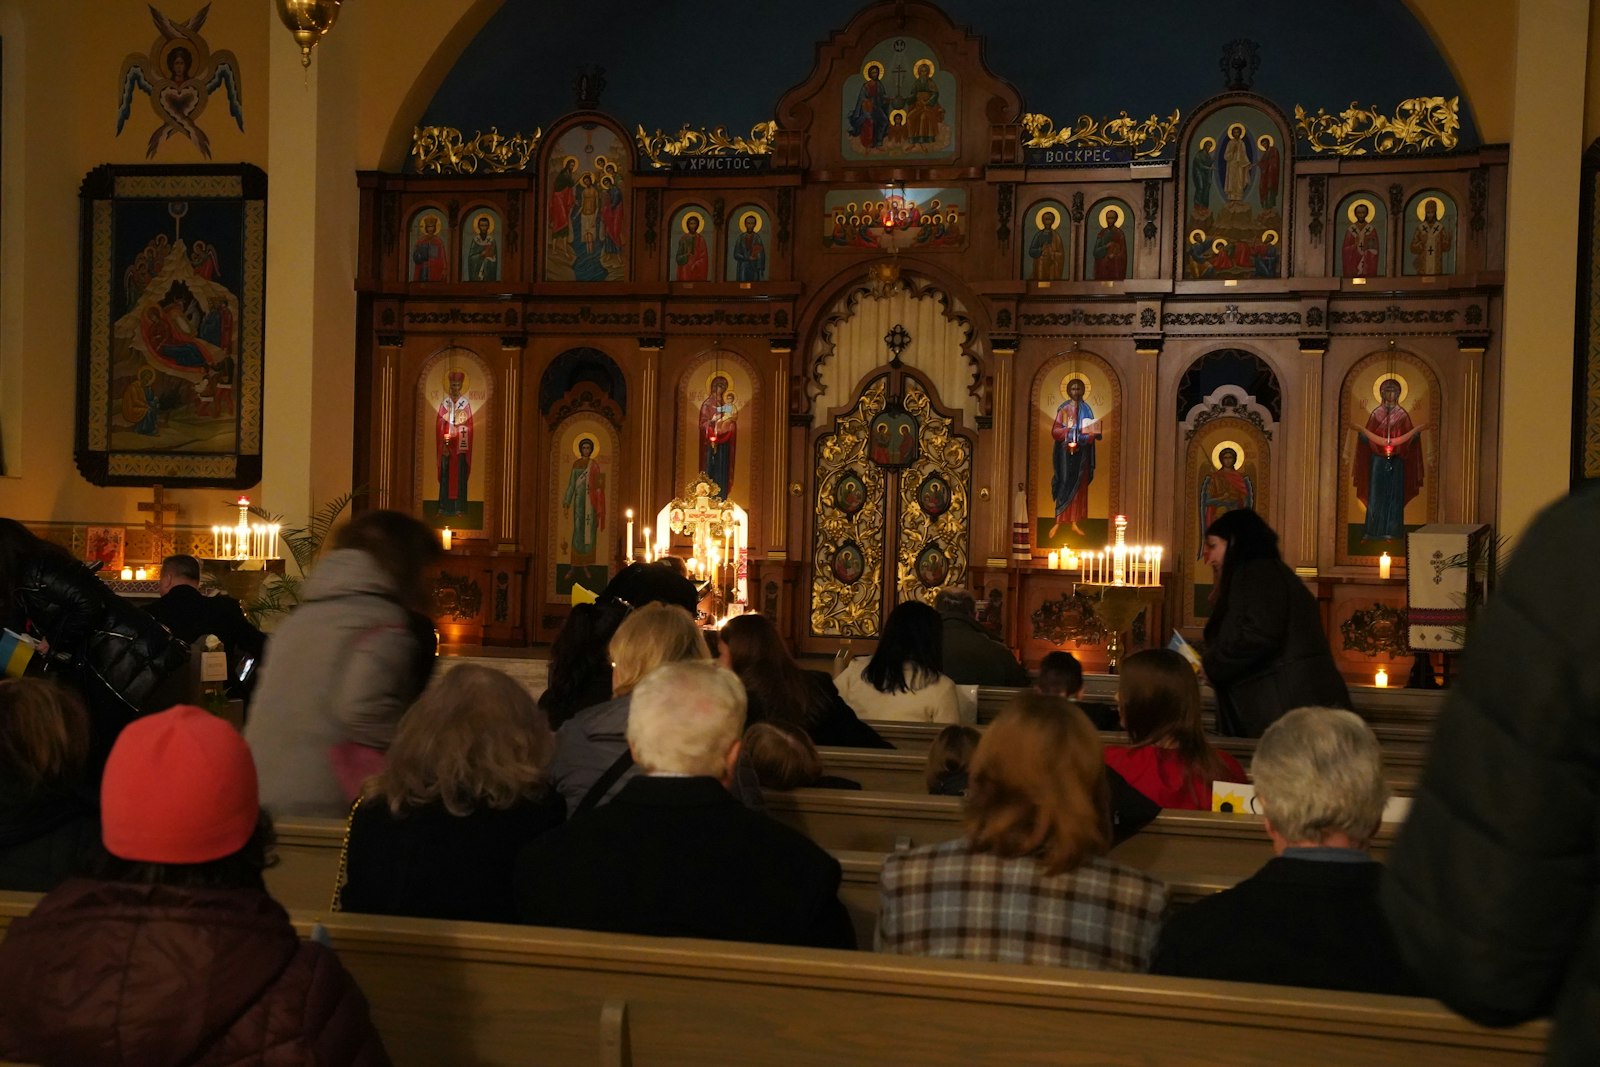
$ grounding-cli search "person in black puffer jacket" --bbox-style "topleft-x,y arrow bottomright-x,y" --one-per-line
0,519 -> 190,767
1383,486 -> 1600,1067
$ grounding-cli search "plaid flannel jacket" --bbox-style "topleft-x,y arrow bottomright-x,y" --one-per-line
875,838 -> 1168,971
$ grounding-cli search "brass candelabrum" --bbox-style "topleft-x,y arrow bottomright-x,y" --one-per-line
1074,582 -> 1164,673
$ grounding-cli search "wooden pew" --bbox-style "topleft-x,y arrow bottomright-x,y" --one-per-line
271,819 -> 1230,948
975,680 -> 1443,742
843,733 -> 1426,795
0,890 -> 1548,1066
764,789 -> 1396,885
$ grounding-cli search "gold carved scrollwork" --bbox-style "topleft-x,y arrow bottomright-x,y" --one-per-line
896,380 -> 971,604
1293,97 -> 1460,156
634,121 -> 779,169
811,379 -> 888,637
411,125 -> 543,174
1019,110 -> 1181,158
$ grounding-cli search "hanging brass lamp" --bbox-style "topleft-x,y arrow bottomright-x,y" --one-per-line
276,0 -> 343,70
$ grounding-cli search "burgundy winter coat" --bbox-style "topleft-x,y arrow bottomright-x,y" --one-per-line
0,879 -> 390,1066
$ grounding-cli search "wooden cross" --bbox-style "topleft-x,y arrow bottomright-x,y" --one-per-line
138,484 -> 180,561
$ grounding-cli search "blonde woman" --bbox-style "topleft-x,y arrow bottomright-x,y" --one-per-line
546,603 -> 711,814
877,694 -> 1167,970
336,664 -> 560,923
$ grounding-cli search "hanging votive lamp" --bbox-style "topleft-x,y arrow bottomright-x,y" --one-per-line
276,0 -> 343,70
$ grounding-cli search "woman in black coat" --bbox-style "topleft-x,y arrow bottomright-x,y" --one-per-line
337,664 -> 564,923
1200,509 -> 1349,737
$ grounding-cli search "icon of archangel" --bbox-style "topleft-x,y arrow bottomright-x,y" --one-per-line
117,4 -> 243,159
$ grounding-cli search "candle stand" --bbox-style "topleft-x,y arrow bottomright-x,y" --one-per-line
1074,582 -> 1164,672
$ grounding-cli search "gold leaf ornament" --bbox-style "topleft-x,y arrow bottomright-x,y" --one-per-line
411,126 -> 543,174
1294,96 -> 1460,156
1019,110 -> 1181,158
634,121 -> 778,169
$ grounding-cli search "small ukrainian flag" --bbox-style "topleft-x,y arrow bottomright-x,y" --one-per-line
1,629 -> 37,679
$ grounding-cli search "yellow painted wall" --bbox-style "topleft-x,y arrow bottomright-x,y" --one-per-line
0,0 -> 493,543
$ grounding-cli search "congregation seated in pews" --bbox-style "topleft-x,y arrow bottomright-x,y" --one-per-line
0,523 -> 1586,1064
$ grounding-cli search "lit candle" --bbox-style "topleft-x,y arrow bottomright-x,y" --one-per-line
626,509 -> 635,560
134,567 -> 147,581
1047,550 -> 1059,570
1379,552 -> 1392,580
643,528 -> 652,562
120,566 -> 133,581
211,526 -> 219,559
441,526 -> 453,551
1375,667 -> 1389,688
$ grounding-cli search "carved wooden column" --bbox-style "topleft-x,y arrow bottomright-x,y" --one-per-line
1131,343 -> 1159,543
1294,346 -> 1324,571
986,350 -> 1013,563
498,338 -> 524,545
374,340 -> 402,510
1456,338 -> 1486,522
766,354 -> 790,556
636,342 -> 661,508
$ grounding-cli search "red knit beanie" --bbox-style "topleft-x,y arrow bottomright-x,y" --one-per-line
101,704 -> 260,864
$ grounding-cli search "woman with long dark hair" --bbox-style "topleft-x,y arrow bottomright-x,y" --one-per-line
835,600 -> 960,724
1105,648 -> 1246,809
719,613 -> 888,748
1201,509 -> 1349,736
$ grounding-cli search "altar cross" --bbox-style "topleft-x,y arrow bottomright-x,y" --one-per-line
138,484 -> 180,561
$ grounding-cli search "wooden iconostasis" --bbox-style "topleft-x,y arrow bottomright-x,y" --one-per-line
354,2 -> 1505,682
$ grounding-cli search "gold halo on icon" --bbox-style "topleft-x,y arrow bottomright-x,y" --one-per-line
138,367 -> 156,385
846,201 -> 859,214
913,58 -> 935,77
704,368 -> 733,397
861,58 -> 885,80
1188,228 -> 1207,246
1211,440 -> 1246,470
1346,198 -> 1376,224
560,155 -> 578,172
468,212 -> 496,234
1261,229 -> 1280,245
571,433 -> 599,457
443,369 -> 469,391
1198,136 -> 1217,153
1256,133 -> 1274,151
1226,122 -> 1246,140
1098,203 -> 1124,229
889,108 -> 908,124
1372,372 -> 1410,406
1211,237 -> 1229,254
1415,195 -> 1446,221
737,210 -> 763,233
679,210 -> 706,234
1034,204 -> 1062,230
1059,371 -> 1092,401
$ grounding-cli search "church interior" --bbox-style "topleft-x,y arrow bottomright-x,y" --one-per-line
1,0 -> 1598,1060
5,0 -> 1595,680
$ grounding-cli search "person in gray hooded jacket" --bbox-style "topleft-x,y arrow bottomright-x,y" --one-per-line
245,510 -> 441,817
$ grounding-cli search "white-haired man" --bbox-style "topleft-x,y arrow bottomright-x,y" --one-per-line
1150,707 -> 1420,994
514,660 -> 855,949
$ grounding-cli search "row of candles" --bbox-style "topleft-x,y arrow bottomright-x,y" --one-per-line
1044,544 -> 1165,587
210,522 -> 280,560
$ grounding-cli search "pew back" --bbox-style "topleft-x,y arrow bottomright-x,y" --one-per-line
0,891 -> 1545,1066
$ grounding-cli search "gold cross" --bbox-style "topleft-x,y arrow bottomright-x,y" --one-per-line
137,484 -> 180,561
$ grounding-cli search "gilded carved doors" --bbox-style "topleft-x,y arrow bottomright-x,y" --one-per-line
810,372 -> 973,637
